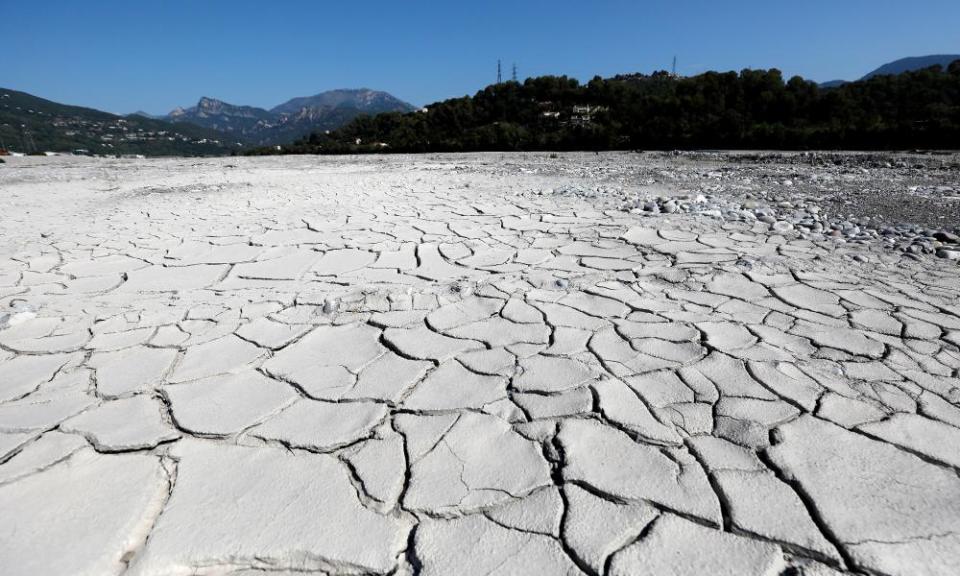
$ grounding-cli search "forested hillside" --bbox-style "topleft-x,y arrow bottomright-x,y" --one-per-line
0,88 -> 235,156
260,60 -> 960,154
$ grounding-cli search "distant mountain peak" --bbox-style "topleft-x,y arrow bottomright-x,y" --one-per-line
820,54 -> 960,88
862,54 -> 960,80
818,80 -> 847,89
167,97 -> 274,129
128,110 -> 162,119
269,89 -> 415,116
160,88 -> 414,146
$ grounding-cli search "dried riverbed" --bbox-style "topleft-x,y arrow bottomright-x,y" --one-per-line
1,152 -> 958,575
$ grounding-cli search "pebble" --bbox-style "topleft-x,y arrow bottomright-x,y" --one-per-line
771,221 -> 794,232
934,231 -> 960,244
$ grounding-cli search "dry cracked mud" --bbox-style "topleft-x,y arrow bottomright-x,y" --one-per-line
1,152 -> 959,576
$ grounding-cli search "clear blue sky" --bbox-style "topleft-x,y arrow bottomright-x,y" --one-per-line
2,0 -> 958,114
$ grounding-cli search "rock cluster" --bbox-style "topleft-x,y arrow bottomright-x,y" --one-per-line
621,192 -> 960,258
611,151 -> 960,262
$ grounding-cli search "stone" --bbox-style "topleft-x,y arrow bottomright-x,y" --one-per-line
86,327 -> 154,351
791,322 -> 885,359
594,378 -> 682,445
262,323 -> 384,398
773,283 -> 845,316
0,431 -> 87,484
559,418 -> 720,525
311,248 -> 376,276
233,251 -> 319,280
127,441 -> 412,574
382,325 -> 483,361
250,399 -> 387,451
235,317 -> 310,349
398,411 -> 551,514
89,346 -> 178,397
426,296 -> 502,331
486,486 -> 563,536
0,449 -> 169,576
608,514 -> 784,576
168,335 -> 266,383
0,386 -> 96,433
446,316 -> 550,347
60,396 -> 179,451
403,360 -> 507,410
816,393 -> 886,427
514,387 -> 593,419
342,429 -> 406,508
348,351 -> 431,401
0,353 -> 72,402
120,264 -> 228,292
457,347 -> 516,376
515,355 -> 597,393
562,483 -> 659,574
768,415 -> 960,576
714,469 -> 841,561
163,370 -> 297,436
415,513 -> 582,576
858,413 -> 960,468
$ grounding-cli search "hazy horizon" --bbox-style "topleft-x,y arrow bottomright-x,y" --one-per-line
2,0 -> 959,115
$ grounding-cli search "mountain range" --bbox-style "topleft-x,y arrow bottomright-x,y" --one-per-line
863,54 -> 960,79
820,54 -> 960,88
160,89 -> 415,145
0,88 -> 234,156
3,55 -> 956,156
1,87 -> 415,156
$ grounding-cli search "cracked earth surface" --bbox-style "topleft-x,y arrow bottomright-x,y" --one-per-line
1,153 -> 959,576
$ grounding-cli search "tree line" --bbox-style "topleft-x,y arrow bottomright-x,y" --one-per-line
247,60 -> 960,154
